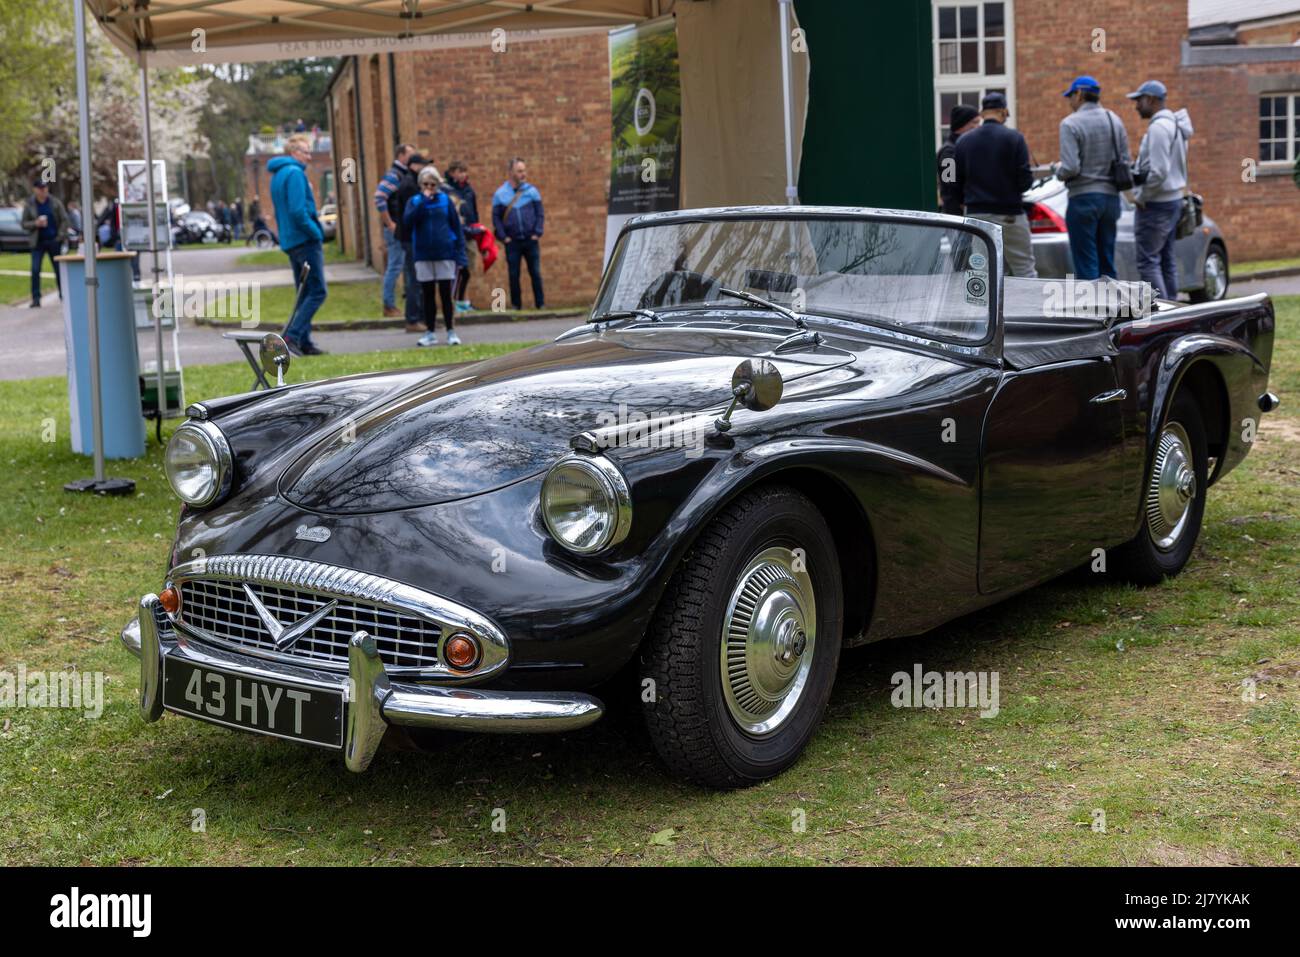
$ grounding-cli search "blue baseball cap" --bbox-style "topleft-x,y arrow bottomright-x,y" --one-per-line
1126,79 -> 1167,100
1063,75 -> 1101,97
981,91 -> 1008,110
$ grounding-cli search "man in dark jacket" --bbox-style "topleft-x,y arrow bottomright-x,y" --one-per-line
388,153 -> 427,332
21,179 -> 69,307
954,92 -> 1037,277
936,104 -> 980,215
492,158 -> 545,310
269,134 -> 328,355
443,160 -> 480,311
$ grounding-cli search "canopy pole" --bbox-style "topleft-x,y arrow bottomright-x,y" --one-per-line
139,54 -> 165,430
65,0 -> 135,496
72,0 -> 104,483
778,0 -> 797,204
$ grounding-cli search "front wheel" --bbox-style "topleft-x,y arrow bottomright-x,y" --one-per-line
1111,393 -> 1208,584
639,485 -> 843,788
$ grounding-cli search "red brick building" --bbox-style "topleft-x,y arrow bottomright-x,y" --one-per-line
327,32 -> 610,308
929,0 -> 1300,264
243,131 -> 336,237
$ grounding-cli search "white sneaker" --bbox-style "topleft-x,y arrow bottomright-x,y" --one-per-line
447,331 -> 462,346
417,331 -> 438,347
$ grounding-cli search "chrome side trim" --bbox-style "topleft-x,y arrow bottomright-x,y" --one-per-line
168,554 -> 510,682
1090,388 -> 1128,404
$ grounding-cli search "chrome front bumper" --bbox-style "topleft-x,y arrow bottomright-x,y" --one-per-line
122,595 -> 604,772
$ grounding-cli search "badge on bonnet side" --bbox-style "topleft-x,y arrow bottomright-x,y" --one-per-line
295,524 -> 331,543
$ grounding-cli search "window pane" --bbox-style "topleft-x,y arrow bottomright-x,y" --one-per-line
960,5 -> 978,37
985,39 -> 1005,74
1261,142 -> 1275,162
938,7 -> 957,39
985,2 -> 1005,37
939,41 -> 959,73
961,40 -> 979,73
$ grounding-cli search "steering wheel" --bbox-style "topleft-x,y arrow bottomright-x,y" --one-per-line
637,270 -> 724,310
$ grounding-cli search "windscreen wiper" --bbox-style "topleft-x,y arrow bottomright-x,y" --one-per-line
718,287 -> 806,330
588,308 -> 660,325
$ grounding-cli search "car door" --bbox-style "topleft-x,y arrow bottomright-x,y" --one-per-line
978,356 -> 1127,595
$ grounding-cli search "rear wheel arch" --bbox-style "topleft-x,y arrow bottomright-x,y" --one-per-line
1168,359 -> 1229,483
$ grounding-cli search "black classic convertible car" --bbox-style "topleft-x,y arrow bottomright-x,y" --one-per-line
121,206 -> 1278,787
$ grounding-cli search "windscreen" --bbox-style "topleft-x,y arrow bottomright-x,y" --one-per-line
595,216 -> 994,343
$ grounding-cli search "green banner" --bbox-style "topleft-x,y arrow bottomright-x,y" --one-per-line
609,18 -> 681,215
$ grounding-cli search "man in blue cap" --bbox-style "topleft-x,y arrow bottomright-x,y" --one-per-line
1128,80 -> 1194,299
954,92 -> 1036,277
1056,75 -> 1129,280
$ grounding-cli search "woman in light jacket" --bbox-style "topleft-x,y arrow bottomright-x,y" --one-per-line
404,166 -> 467,346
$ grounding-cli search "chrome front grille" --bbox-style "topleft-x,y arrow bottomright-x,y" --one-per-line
179,578 -> 442,672
165,554 -> 510,681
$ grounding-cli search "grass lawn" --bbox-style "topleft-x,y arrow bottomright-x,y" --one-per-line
0,251 -> 55,305
0,302 -> 1296,866
1235,255 -> 1300,278
235,241 -> 350,269
202,278 -> 582,328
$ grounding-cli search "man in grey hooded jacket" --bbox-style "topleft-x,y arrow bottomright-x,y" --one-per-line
1128,80 -> 1193,299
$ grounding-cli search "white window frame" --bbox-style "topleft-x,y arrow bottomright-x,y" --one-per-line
1258,93 -> 1298,167
931,0 -> 1017,152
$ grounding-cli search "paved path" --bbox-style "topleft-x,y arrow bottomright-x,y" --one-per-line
0,298 -> 579,380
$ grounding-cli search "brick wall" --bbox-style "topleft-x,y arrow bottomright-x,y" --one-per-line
1183,58 -> 1300,262
1013,0 -> 1184,173
1012,0 -> 1300,264
332,33 -> 611,308
242,149 -> 334,237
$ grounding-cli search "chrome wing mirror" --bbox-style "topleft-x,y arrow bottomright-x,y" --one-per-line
715,359 -> 783,434
259,333 -> 291,388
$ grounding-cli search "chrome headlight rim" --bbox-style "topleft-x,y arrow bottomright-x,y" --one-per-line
541,453 -> 633,556
166,419 -> 233,508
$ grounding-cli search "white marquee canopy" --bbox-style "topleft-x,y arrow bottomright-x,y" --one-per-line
69,0 -> 803,488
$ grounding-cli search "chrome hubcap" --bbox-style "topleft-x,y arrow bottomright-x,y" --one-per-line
1146,421 -> 1196,551
1204,252 -> 1226,300
720,546 -> 816,736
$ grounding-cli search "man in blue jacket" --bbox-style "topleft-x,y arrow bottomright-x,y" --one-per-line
269,134 -> 328,355
492,158 -> 545,310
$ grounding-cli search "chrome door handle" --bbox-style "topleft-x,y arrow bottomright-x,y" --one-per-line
1090,389 -> 1127,404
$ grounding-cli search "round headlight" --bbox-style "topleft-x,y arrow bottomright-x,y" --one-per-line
540,455 -> 632,555
165,420 -> 232,507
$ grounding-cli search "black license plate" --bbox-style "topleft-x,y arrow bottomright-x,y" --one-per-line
162,657 -> 344,749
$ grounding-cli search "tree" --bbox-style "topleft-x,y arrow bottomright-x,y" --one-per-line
0,0 -> 72,180
4,9 -> 208,206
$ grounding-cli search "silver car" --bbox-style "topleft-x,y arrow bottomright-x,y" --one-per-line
1025,176 -> 1229,302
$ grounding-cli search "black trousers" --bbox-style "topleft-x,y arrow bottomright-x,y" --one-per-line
505,238 -> 544,309
420,278 -> 455,332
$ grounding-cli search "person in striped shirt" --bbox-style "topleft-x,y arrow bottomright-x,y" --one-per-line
374,144 -> 415,317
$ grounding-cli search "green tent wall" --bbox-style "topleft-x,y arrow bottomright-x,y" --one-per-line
796,0 -> 935,212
